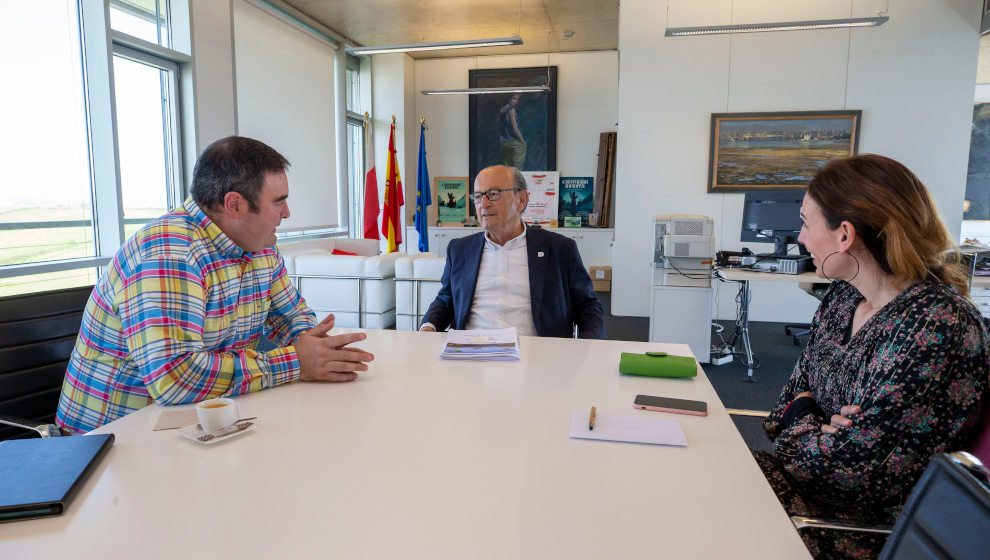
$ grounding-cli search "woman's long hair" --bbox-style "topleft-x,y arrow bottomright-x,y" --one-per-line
807,154 -> 969,295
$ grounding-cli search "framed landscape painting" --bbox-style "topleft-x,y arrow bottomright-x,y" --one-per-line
708,110 -> 861,193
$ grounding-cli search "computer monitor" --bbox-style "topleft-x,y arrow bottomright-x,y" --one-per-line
740,189 -> 805,255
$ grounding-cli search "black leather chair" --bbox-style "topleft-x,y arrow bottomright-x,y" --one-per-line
0,286 -> 93,440
790,405 -> 990,558
879,451 -> 990,559
783,282 -> 831,346
790,451 -> 990,560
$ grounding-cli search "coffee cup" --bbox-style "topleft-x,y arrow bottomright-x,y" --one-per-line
196,398 -> 239,434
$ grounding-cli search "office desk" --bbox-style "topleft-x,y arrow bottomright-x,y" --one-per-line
716,268 -> 824,382
0,330 -> 810,559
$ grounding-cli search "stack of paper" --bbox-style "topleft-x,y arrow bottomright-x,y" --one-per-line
568,411 -> 688,447
440,328 -> 520,361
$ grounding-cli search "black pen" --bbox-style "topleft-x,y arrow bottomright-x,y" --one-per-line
589,406 -> 596,430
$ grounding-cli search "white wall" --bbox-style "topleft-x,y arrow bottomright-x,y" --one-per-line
188,0 -> 237,152
614,0 -> 982,321
412,50 -> 619,209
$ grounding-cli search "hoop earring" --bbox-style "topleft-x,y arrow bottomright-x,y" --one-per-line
820,251 -> 860,282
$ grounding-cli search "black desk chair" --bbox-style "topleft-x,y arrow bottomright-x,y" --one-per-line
728,405 -> 990,558
790,451 -> 990,560
792,408 -> 990,558
783,282 -> 830,346
0,286 -> 93,440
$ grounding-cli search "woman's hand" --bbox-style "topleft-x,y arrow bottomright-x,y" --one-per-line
793,392 -> 861,434
822,404 -> 861,434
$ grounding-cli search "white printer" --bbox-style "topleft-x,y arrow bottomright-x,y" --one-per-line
652,214 -> 714,288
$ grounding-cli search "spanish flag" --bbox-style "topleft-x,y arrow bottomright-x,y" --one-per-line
381,119 -> 404,252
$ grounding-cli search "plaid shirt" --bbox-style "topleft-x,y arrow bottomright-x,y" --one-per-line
56,198 -> 316,433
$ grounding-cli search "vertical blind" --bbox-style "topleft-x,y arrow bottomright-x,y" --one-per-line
232,0 -> 338,231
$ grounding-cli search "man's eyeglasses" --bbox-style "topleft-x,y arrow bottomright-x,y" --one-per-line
470,187 -> 522,204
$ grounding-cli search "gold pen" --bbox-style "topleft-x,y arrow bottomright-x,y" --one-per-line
589,406 -> 597,430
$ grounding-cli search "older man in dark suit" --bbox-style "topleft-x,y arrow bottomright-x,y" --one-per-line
420,165 -> 604,339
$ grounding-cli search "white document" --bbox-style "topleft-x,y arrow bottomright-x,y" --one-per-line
521,171 -> 560,228
568,411 -> 688,447
440,327 -> 520,361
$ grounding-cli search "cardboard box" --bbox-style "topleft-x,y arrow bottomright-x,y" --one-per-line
589,266 -> 612,281
592,279 -> 611,292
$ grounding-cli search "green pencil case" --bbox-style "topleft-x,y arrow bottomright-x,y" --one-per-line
619,352 -> 697,378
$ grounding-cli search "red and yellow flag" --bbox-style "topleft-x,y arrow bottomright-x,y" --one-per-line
381,119 -> 404,252
362,113 -> 380,240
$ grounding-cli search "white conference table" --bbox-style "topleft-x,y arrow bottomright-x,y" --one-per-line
0,330 -> 810,559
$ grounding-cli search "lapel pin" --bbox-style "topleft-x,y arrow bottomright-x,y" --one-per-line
537,251 -> 545,258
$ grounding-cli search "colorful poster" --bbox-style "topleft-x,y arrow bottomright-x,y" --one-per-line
435,177 -> 468,225
558,177 -> 594,226
521,171 -> 559,228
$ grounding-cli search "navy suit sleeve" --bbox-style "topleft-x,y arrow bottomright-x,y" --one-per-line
563,240 -> 605,339
420,248 -> 456,331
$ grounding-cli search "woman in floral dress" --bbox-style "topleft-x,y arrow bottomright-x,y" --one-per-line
754,154 -> 990,559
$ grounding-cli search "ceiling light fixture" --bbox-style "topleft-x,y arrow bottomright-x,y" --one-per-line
665,16 -> 888,37
346,36 -> 523,56
419,1 -> 550,96
421,85 -> 550,96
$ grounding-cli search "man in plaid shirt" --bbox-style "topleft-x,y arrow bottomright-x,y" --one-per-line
56,136 -> 374,433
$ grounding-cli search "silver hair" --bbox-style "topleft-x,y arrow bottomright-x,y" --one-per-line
475,165 -> 529,213
508,166 -> 527,191
476,165 -> 528,191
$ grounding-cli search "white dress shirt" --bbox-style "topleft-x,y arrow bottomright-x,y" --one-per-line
463,226 -> 538,336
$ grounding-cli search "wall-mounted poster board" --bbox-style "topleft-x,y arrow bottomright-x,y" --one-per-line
433,177 -> 469,226
522,171 -> 559,228
559,177 -> 594,227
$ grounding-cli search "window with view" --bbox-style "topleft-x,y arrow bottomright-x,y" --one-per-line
0,0 -> 184,297
345,54 -> 365,238
0,1 -> 97,296
113,47 -> 182,237
110,0 -> 172,48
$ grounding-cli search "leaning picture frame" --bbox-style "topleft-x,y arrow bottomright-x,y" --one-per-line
468,66 -> 558,215
707,110 -> 861,193
433,177 -> 470,226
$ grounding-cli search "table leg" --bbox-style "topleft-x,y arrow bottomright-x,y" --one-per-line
738,280 -> 757,383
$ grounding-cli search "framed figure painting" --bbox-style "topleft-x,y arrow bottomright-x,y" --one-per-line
708,110 -> 861,193
468,66 -> 558,196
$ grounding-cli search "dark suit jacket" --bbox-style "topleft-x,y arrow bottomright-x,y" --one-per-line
421,227 -> 605,339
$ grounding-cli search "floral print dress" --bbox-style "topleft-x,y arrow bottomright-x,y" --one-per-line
755,279 -> 989,559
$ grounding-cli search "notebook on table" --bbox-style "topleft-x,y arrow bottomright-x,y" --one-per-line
0,433 -> 114,523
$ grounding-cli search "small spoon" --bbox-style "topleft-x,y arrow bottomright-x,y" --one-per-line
198,420 -> 257,442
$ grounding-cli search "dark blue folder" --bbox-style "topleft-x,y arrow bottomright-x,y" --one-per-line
0,433 -> 114,522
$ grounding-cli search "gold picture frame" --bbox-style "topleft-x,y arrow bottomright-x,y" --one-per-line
708,110 -> 861,193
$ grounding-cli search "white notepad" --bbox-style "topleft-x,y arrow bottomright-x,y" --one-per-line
568,411 -> 688,447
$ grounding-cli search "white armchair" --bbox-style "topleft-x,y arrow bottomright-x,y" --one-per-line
278,238 -> 380,276
394,253 -> 446,331
278,238 -> 402,328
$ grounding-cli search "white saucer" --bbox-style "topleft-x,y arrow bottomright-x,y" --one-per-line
178,421 -> 257,445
